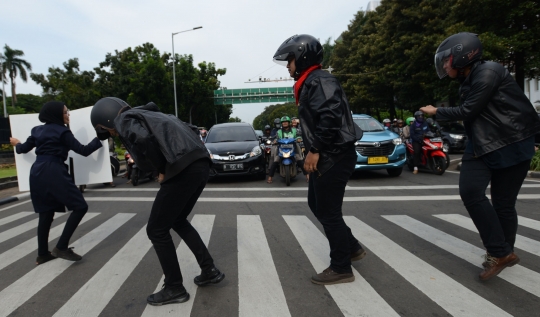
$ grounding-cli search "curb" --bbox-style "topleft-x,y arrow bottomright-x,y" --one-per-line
0,192 -> 30,207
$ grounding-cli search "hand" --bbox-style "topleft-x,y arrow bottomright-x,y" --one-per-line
419,105 -> 437,115
96,130 -> 111,141
303,152 -> 319,174
9,137 -> 20,146
158,173 -> 165,183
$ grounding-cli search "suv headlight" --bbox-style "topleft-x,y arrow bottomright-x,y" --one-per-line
250,145 -> 262,157
450,134 -> 464,140
392,138 -> 402,145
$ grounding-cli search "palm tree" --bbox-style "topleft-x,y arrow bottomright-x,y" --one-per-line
1,45 -> 32,107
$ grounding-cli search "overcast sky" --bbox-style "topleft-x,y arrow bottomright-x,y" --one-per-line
2,0 -> 371,124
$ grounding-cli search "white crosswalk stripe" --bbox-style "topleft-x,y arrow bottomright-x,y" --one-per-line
0,211 -> 33,226
518,216 -> 540,232
0,212 -> 67,244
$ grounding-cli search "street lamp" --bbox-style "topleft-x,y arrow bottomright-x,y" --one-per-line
172,26 -> 202,118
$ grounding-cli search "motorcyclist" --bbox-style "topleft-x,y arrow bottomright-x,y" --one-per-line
270,118 -> 281,137
263,125 -> 272,138
410,111 -> 429,174
200,129 -> 207,143
392,119 -> 405,137
425,118 -> 442,137
382,118 -> 392,128
267,116 -> 306,183
277,116 -> 297,139
402,117 -> 414,141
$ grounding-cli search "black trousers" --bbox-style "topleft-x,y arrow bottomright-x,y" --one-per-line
147,159 -> 214,287
459,153 -> 531,257
307,148 -> 361,273
38,208 -> 87,256
412,142 -> 423,167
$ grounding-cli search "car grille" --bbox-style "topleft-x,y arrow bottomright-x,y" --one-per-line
356,142 -> 395,156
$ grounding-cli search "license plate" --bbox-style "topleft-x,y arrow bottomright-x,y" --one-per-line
367,156 -> 388,164
223,163 -> 244,171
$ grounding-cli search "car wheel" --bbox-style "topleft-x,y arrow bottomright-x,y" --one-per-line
387,168 -> 403,177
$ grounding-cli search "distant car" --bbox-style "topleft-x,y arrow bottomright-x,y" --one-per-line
438,121 -> 467,153
205,123 -> 266,178
254,130 -> 263,138
352,114 -> 406,177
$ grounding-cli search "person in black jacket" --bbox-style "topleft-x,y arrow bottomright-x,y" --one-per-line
10,101 -> 105,264
410,111 -> 429,174
273,34 -> 366,285
91,98 -> 224,306
421,33 -> 540,281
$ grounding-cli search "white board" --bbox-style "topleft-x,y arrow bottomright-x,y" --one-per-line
10,106 -> 111,192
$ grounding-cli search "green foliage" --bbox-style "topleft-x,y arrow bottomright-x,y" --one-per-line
531,149 -> 540,171
252,102 -> 298,130
228,116 -> 242,122
1,44 -> 32,107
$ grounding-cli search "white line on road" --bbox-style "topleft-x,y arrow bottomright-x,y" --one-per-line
0,212 -> 33,226
346,216 -> 511,317
238,215 -> 291,317
0,212 -> 67,244
0,200 -> 31,213
141,214 -> 216,317
519,216 -> 540,232
434,214 -> 540,257
0,213 -> 135,317
0,213 -> 100,271
386,215 -> 540,298
284,215 -> 398,317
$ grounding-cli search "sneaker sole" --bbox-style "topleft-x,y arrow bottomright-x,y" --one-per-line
51,250 -> 82,262
351,250 -> 367,261
311,275 -> 355,285
479,257 -> 521,281
147,293 -> 190,306
194,272 -> 225,286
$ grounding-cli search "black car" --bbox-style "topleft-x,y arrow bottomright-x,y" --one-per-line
438,121 -> 467,153
205,123 -> 266,178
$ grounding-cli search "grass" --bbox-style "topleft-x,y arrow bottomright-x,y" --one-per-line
531,149 -> 540,172
0,166 -> 17,178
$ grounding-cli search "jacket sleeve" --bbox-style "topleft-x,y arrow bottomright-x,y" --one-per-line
61,130 -> 103,157
307,77 -> 343,150
437,69 -> 502,121
15,135 -> 36,154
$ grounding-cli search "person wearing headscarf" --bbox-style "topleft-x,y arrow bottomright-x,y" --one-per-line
10,101 -> 107,265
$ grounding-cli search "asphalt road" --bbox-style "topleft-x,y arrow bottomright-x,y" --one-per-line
1,154 -> 539,317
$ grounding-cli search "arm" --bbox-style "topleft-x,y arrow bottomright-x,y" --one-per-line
61,130 -> 103,157
12,136 -> 36,154
122,120 -> 167,174
307,77 -> 343,151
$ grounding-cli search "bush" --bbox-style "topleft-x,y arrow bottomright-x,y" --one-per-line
531,148 -> 540,171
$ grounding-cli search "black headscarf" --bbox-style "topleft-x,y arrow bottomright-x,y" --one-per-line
39,101 -> 65,126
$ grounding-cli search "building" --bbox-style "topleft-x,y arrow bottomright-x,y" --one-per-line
525,78 -> 540,112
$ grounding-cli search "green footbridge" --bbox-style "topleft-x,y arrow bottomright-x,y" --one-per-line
213,87 -> 294,105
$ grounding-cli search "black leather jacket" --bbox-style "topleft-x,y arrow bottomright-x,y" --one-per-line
437,61 -> 540,156
298,69 -> 357,174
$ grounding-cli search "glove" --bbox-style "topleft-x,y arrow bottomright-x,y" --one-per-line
97,130 -> 111,141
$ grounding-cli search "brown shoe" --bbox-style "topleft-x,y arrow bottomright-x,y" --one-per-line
413,170 -> 418,174
311,267 -> 354,285
351,248 -> 367,261
479,252 -> 520,281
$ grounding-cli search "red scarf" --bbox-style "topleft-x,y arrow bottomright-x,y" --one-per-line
293,64 -> 322,105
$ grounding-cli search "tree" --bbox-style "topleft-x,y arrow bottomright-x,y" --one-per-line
228,116 -> 242,122
1,45 -> 32,107
252,102 -> 298,130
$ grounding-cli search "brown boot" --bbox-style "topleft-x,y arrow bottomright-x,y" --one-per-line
311,267 -> 354,285
479,252 -> 520,281
351,248 -> 367,261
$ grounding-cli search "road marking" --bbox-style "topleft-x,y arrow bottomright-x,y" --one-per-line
0,212 -> 67,244
524,178 -> 540,183
284,216 -> 398,317
391,214 -> 540,297
0,212 -> 33,226
0,200 -> 31,213
141,215 -> 215,317
519,216 -> 540,232
0,213 -> 134,317
54,223 -> 152,317
346,216 -> 511,317
84,194 -> 540,203
434,214 -> 540,257
450,158 -> 462,162
238,215 -> 291,317
0,213 -> 100,271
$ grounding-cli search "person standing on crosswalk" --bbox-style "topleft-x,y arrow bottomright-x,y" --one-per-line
273,34 -> 366,285
10,101 -> 106,265
421,32 -> 540,280
91,97 -> 225,306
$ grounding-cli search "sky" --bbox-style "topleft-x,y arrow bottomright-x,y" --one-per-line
1,0 -> 372,125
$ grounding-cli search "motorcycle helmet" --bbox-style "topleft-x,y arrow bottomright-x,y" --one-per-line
274,117 -> 281,128
273,34 -> 323,80
281,116 -> 291,123
91,97 -> 130,133
434,32 -> 482,79
382,118 -> 391,123
264,124 -> 271,131
406,117 -> 415,125
397,119 -> 404,126
414,111 -> 424,123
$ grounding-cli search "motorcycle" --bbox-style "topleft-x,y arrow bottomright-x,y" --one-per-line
406,134 -> 447,175
261,137 -> 274,172
277,138 -> 298,186
125,152 -> 156,186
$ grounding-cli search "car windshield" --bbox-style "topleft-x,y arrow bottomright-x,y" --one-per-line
440,122 -> 465,134
353,118 -> 385,132
206,126 -> 258,143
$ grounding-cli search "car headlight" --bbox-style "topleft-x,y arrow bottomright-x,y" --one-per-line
450,134 -> 464,140
250,146 -> 262,157
207,148 -> 213,159
392,138 -> 402,145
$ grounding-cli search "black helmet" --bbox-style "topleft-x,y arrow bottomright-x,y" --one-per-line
414,111 -> 424,123
273,117 -> 281,127
91,97 -> 130,133
273,34 -> 323,79
434,32 -> 482,79
264,124 -> 271,130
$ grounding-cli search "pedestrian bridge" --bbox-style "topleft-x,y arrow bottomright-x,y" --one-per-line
213,87 -> 294,105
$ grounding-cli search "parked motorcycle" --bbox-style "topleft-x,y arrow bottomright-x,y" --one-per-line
277,138 -> 298,186
405,134 -> 447,175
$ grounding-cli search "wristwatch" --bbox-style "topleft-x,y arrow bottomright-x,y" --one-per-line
309,146 -> 320,154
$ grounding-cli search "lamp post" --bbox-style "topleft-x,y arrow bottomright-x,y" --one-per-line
172,26 -> 202,118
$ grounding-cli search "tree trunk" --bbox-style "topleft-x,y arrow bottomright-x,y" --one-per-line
514,52 -> 525,92
10,74 -> 16,107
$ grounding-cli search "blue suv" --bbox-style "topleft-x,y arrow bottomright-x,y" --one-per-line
352,114 -> 406,177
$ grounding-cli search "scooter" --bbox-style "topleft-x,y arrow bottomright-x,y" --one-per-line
261,137 -> 274,172
277,138 -> 298,186
131,164 -> 155,186
406,134 -> 447,175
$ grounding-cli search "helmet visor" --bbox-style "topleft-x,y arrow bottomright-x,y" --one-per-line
273,52 -> 293,66
434,48 -> 452,79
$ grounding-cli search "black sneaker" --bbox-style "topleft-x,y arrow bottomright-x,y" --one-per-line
194,266 -> 225,286
147,284 -> 189,306
52,247 -> 82,261
36,252 -> 57,265
351,247 -> 367,261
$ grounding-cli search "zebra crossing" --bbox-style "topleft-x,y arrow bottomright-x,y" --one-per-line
1,205 -> 539,316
